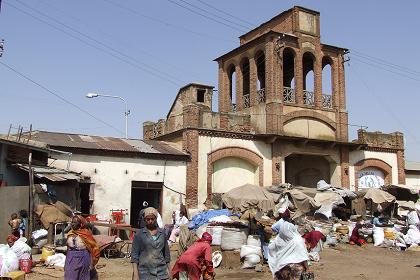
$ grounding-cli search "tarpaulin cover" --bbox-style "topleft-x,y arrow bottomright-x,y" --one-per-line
314,192 -> 345,219
364,188 -> 395,204
188,209 -> 231,229
284,189 -> 321,215
35,204 -> 72,229
222,184 -> 279,213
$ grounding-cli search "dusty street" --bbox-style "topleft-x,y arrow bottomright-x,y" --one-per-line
25,244 -> 420,280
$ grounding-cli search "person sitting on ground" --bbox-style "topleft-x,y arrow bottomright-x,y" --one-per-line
132,207 -> 170,280
169,204 -> 190,243
7,234 -> 18,248
8,213 -> 22,238
64,215 -> 100,280
349,222 -> 366,246
268,212 -> 310,280
372,212 -> 383,227
171,232 -> 215,280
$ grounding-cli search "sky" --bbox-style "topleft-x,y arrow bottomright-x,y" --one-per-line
0,0 -> 419,160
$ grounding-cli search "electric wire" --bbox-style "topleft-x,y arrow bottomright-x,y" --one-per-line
8,1 -> 183,86
176,0 -> 251,30
351,57 -> 420,83
101,0 -> 236,44
194,0 -> 257,28
37,0 -> 204,81
166,0 -> 248,33
350,49 -> 420,76
349,63 -> 420,146
0,61 -> 125,136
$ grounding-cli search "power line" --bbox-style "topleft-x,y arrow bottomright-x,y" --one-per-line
349,63 -> 420,146
0,61 -> 125,135
8,1 -> 183,86
194,0 -> 257,28
166,0 -> 247,32
351,57 -> 420,83
102,0 -> 236,44
177,0 -> 251,30
350,49 -> 420,76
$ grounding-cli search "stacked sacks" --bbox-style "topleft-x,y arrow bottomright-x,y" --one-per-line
240,236 -> 262,269
220,227 -> 248,251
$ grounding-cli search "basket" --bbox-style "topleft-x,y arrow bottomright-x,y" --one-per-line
336,226 -> 349,235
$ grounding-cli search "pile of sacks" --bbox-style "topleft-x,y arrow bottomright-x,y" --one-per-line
240,235 -> 262,269
0,237 -> 31,276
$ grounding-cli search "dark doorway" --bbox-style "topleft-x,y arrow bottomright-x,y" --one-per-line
285,154 -> 331,187
130,181 -> 163,227
79,183 -> 92,215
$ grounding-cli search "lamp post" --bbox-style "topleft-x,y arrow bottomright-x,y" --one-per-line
86,92 -> 130,139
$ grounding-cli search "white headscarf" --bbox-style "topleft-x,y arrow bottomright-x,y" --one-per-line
268,219 -> 309,277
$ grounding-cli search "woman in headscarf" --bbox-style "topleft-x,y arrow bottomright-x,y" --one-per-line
169,204 -> 190,243
268,211 -> 309,280
171,232 -> 214,280
349,223 -> 366,246
64,215 -> 100,280
132,207 -> 170,280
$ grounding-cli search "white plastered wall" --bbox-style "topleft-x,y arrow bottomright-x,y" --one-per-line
406,174 -> 420,187
198,136 -> 272,207
349,150 -> 398,191
49,154 -> 186,224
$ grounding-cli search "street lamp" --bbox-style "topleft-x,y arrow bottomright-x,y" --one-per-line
86,92 -> 130,139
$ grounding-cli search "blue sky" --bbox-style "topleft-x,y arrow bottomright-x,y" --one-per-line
1,1 -> 419,160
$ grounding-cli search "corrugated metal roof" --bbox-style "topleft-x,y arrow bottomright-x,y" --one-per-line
405,161 -> 420,171
0,134 -> 50,151
13,163 -> 82,182
31,131 -> 187,157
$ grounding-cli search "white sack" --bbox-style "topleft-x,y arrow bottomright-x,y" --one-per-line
373,227 -> 384,246
46,253 -> 66,268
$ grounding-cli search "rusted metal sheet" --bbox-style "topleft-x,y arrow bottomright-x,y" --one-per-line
13,163 -> 82,182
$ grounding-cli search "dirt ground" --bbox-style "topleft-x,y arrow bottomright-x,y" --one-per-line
25,244 -> 420,280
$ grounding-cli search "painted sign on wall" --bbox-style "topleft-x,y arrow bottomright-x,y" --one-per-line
358,167 -> 385,189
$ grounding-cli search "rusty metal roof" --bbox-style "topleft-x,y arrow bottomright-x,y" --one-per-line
31,131 -> 187,157
13,163 -> 82,182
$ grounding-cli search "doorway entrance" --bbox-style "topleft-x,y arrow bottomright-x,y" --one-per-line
130,181 -> 163,227
79,183 -> 93,215
285,154 -> 331,187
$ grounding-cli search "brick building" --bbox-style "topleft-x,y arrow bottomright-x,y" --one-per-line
143,6 -> 405,208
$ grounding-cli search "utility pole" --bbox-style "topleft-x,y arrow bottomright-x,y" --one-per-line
28,152 -> 35,238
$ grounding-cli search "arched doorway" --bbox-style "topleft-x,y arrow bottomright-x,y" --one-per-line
285,154 -> 331,187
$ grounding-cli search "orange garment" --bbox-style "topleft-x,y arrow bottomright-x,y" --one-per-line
67,216 -> 100,266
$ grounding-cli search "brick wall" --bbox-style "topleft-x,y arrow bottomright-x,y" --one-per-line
183,129 -> 199,208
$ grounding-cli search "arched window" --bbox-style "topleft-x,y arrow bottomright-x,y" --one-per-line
256,51 -> 266,104
283,48 -> 295,103
322,56 -> 333,108
228,65 -> 236,111
303,52 -> 315,106
241,58 -> 250,108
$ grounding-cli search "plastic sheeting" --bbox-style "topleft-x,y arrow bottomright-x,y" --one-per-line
188,209 -> 231,229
